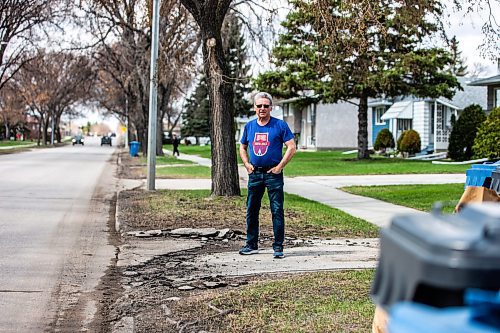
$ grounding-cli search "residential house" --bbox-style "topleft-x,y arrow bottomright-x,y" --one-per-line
276,98 -> 366,150
260,75 -> 487,152
468,66 -> 500,112
371,77 -> 487,152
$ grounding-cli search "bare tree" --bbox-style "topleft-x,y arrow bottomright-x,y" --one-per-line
451,0 -> 500,58
14,50 -> 94,144
82,0 -> 199,156
0,81 -> 25,140
0,0 -> 64,93
468,62 -> 489,78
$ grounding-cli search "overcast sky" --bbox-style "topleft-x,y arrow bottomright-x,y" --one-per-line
444,1 -> 500,76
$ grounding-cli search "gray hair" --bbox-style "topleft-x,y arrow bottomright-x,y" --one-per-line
253,92 -> 273,105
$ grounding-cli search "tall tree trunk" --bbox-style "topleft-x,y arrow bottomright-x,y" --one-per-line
202,31 -> 240,196
36,114 -> 43,146
357,93 -> 370,159
55,113 -> 61,143
179,0 -> 239,196
43,118 -> 49,145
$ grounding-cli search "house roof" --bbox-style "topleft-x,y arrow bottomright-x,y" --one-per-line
439,76 -> 488,110
380,101 -> 413,120
368,99 -> 393,107
468,74 -> 500,86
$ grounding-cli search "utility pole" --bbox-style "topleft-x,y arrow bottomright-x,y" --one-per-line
146,0 -> 160,190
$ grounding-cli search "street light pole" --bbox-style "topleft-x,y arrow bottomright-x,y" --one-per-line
146,0 -> 160,191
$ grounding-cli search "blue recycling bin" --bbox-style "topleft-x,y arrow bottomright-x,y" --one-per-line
465,161 -> 500,188
129,141 -> 140,157
388,289 -> 500,333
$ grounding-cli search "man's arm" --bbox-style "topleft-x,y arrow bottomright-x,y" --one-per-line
239,143 -> 254,174
270,138 -> 296,174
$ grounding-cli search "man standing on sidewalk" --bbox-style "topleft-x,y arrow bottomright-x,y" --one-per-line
239,92 -> 296,258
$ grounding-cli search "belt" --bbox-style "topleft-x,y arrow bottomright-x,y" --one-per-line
254,165 -> 277,172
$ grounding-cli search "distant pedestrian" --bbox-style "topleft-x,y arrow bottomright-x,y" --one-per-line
239,92 -> 296,258
172,134 -> 180,156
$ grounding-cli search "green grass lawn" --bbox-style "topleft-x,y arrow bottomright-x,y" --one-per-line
172,270 -> 375,333
140,189 -> 378,238
285,151 -> 469,176
174,145 -> 468,176
133,155 -> 205,178
163,144 -> 211,158
154,165 -> 210,178
0,140 -> 36,147
341,183 -> 465,213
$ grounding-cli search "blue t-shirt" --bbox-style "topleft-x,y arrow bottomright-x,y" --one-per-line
240,117 -> 294,167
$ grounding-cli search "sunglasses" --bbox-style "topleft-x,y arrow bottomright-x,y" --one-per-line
255,104 -> 270,108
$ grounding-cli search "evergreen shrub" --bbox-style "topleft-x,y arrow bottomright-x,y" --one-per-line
473,107 -> 500,160
400,129 -> 421,155
374,129 -> 395,152
448,104 -> 485,161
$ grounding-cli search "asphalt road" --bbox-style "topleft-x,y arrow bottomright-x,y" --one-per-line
0,136 -> 117,332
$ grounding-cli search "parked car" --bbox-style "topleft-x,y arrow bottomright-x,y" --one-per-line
101,135 -> 112,146
72,135 -> 84,146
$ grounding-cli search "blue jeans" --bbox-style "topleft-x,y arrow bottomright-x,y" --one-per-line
245,171 -> 285,250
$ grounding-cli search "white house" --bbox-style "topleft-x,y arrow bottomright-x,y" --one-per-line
375,77 -> 487,151
276,97 -> 366,150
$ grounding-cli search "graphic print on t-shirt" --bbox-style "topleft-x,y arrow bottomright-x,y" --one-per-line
252,132 -> 270,156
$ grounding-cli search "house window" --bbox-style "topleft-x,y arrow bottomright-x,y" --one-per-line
374,106 -> 387,125
283,104 -> 289,117
397,119 -> 412,131
495,88 -> 500,108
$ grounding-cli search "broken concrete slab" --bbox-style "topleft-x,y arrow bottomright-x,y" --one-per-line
217,228 -> 231,238
118,238 -> 201,267
129,229 -> 163,238
169,227 -> 218,237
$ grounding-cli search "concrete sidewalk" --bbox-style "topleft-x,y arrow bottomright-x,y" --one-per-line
284,174 -> 464,227
123,151 -> 465,228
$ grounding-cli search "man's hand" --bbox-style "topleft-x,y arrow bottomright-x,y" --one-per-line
244,162 -> 254,174
268,165 -> 283,174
